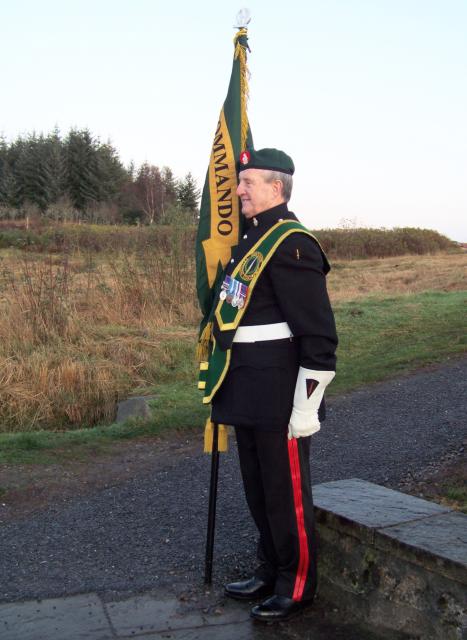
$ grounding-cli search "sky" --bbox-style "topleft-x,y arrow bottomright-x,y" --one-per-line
1,1 -> 466,241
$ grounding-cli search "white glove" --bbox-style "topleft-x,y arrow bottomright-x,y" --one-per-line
288,368 -> 335,439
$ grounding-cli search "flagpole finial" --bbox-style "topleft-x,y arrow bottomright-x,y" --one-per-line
234,8 -> 251,29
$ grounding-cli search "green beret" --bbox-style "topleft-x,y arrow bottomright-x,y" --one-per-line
238,148 -> 295,175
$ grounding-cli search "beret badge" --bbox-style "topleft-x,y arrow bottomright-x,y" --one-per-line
240,150 -> 250,165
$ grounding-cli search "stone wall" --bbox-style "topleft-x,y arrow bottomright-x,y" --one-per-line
313,478 -> 467,640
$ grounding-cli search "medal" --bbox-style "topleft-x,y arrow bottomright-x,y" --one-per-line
239,251 -> 263,281
219,275 -> 249,309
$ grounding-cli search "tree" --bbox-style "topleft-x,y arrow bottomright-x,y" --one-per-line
6,136 -> 28,209
0,135 -> 14,209
177,172 -> 201,221
134,163 -> 163,224
21,134 -> 53,212
160,166 -> 178,220
64,129 -> 100,215
0,128 -> 200,224
0,130 -> 65,214
95,140 -> 127,203
44,127 -> 65,206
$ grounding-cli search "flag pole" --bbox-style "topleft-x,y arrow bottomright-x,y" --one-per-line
204,422 -> 219,584
199,8 -> 252,585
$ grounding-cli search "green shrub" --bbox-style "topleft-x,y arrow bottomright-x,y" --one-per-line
0,221 -> 458,260
312,227 -> 456,259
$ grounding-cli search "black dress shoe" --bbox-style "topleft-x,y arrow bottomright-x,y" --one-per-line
224,576 -> 275,601
250,594 -> 312,622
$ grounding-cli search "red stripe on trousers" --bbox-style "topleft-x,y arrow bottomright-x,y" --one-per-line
287,438 -> 310,601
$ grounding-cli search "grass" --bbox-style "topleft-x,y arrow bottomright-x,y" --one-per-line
444,486 -> 467,513
0,289 -> 465,464
0,384 -> 208,464
327,252 -> 467,302
0,242 -> 465,439
332,290 -> 466,394
445,486 -> 467,504
0,244 -> 200,432
403,463 -> 467,514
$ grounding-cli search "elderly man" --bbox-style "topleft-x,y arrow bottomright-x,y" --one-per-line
206,148 -> 338,622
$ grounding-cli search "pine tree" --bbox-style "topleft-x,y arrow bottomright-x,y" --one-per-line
161,166 -> 178,219
0,128 -> 202,223
64,129 -> 100,215
0,135 -> 13,208
177,172 -> 201,220
6,136 -> 28,209
44,127 -> 65,206
96,140 -> 127,203
19,134 -> 52,212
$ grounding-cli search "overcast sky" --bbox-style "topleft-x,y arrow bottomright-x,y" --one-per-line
1,1 -> 466,240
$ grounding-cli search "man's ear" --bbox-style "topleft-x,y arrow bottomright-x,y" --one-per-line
273,179 -> 283,198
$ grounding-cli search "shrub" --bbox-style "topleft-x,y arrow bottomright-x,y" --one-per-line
312,227 -> 455,259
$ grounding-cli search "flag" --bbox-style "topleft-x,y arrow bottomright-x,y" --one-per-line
195,23 -> 253,361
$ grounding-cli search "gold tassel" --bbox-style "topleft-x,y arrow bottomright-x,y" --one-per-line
196,321 -> 213,362
234,28 -> 250,150
218,424 -> 228,452
204,418 -> 229,453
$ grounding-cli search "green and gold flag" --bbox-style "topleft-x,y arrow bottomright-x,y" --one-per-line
196,20 -> 253,361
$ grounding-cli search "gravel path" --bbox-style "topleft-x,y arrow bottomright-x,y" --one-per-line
0,358 -> 465,604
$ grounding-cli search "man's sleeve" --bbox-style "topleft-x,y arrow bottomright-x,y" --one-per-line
268,233 -> 338,370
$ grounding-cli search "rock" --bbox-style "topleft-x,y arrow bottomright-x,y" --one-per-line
115,396 -> 157,423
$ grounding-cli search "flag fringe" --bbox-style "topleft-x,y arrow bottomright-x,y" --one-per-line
196,321 -> 213,362
204,419 -> 229,453
234,28 -> 250,150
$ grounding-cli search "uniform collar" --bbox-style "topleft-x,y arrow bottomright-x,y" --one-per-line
244,202 -> 292,230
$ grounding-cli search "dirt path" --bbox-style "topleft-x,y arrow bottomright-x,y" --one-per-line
0,433 -> 200,523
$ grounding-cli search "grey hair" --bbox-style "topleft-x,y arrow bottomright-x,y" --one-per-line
263,170 -> 293,203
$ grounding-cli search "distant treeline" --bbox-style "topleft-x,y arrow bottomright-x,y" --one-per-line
0,219 -> 456,259
0,128 -> 200,224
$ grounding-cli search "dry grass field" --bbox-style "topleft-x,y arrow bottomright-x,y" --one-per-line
0,245 -> 465,433
328,252 -> 467,302
0,243 -> 198,432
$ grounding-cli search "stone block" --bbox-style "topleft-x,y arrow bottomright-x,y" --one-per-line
104,593 -> 250,637
313,477 -> 451,544
313,478 -> 467,640
377,510 -> 467,583
0,593 -> 111,640
115,395 -> 157,423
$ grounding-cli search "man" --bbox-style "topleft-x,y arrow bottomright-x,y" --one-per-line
209,147 -> 338,622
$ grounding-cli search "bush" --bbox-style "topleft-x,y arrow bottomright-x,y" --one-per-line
0,221 -> 457,260
312,227 -> 456,259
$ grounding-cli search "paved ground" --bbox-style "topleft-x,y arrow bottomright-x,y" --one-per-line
0,357 -> 466,639
1,589 -> 385,640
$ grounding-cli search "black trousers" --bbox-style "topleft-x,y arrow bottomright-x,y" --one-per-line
235,426 -> 318,602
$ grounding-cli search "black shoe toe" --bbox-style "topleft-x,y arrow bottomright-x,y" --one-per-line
250,594 -> 312,622
224,576 -> 275,601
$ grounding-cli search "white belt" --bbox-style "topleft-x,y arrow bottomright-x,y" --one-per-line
233,322 -> 293,343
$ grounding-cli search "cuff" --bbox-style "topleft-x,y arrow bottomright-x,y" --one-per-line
291,367 -> 335,422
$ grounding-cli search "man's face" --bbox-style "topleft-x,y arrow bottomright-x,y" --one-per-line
236,169 -> 281,218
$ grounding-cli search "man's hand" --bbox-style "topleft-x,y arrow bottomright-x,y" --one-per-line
288,407 -> 321,439
288,368 -> 335,439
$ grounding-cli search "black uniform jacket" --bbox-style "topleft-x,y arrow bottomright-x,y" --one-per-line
211,202 -> 338,431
